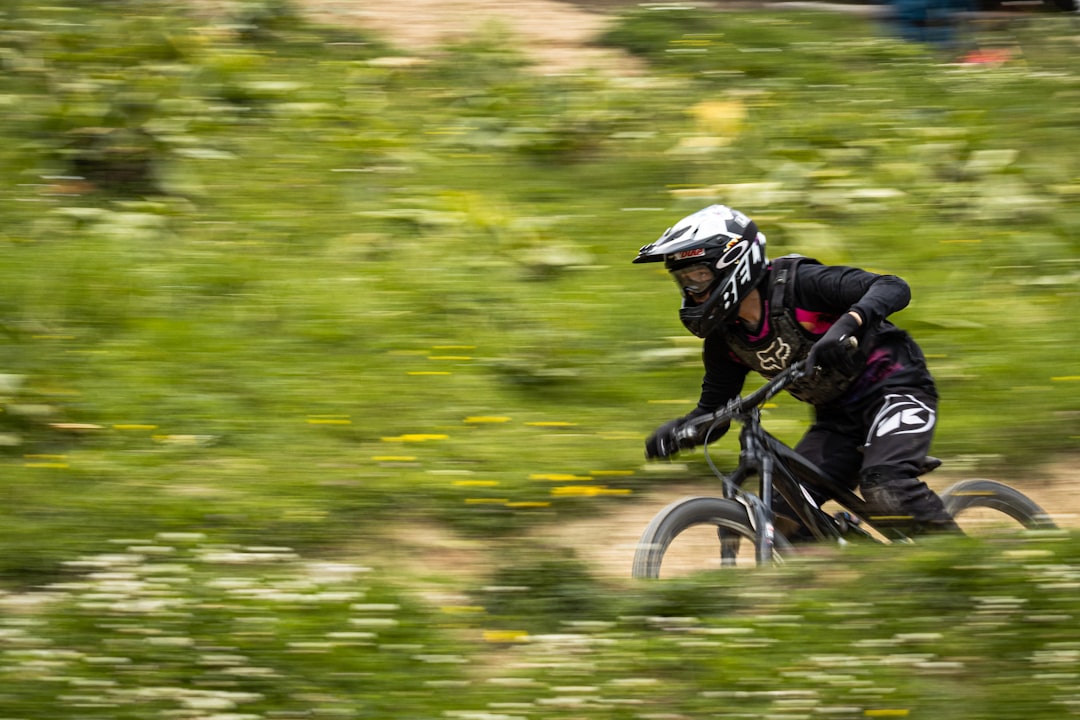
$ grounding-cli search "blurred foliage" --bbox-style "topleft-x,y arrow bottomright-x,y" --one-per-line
479,547 -> 604,632
2,527 -> 1080,718
0,0 -> 1076,650
0,0 -> 1078,715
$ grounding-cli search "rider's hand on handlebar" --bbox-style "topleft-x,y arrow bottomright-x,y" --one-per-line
645,417 -> 686,460
645,414 -> 727,460
807,311 -> 862,376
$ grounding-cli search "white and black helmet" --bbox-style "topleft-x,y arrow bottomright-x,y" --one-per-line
633,205 -> 769,338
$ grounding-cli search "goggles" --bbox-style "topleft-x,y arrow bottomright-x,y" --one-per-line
670,262 -> 716,296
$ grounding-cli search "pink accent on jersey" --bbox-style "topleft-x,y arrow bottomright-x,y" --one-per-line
739,304 -> 837,343
795,308 -> 836,335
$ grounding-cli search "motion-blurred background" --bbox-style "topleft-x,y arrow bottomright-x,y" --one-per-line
1,1 -> 1078,717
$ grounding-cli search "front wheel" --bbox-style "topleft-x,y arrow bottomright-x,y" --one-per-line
940,479 -> 1057,533
632,497 -> 791,579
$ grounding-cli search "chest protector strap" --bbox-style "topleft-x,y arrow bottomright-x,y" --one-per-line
724,255 -> 861,406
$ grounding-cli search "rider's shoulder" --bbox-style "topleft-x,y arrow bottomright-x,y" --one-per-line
772,253 -> 822,267
769,253 -> 823,277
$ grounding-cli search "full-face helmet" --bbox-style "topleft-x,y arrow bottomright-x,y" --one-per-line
633,205 -> 768,338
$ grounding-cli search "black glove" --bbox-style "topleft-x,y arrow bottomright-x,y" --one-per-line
645,417 -> 686,460
807,312 -> 862,376
645,413 -> 728,460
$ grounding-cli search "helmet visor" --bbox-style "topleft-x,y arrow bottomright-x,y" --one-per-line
670,262 -> 716,296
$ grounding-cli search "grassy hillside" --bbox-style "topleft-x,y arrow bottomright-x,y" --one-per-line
1,0 -> 1076,571
0,2 -> 1078,715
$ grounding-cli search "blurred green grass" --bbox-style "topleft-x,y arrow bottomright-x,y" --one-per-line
0,0 -> 1077,583
2,515 -> 1079,718
1,1 -> 1079,716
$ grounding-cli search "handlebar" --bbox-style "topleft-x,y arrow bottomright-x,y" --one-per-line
672,335 -> 859,445
677,359 -> 810,441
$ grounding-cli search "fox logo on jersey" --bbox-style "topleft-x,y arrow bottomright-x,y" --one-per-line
756,337 -> 793,373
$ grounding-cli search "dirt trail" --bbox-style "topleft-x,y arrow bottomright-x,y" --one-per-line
382,466 -> 1078,583
551,467 -> 1079,579
297,0 -> 646,75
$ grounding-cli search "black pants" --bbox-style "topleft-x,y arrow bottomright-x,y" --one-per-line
779,385 -> 958,535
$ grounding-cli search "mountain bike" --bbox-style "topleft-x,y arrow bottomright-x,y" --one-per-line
632,359 -> 1057,579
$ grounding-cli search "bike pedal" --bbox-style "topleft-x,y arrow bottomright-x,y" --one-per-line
833,511 -> 874,539
833,511 -> 860,529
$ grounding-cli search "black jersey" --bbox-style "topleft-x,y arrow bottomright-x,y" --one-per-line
696,259 -> 936,413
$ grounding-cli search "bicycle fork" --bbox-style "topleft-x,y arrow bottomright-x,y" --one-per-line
753,455 -> 778,565
716,456 -> 778,567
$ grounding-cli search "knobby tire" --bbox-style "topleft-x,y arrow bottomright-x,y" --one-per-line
634,479 -> 1055,579
939,478 -> 1056,530
632,496 -> 790,579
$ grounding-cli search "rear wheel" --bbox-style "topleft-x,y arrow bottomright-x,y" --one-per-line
940,479 -> 1056,533
632,497 -> 791,579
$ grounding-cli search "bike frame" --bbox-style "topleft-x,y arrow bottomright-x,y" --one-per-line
637,358 -> 1054,576
684,360 -> 909,565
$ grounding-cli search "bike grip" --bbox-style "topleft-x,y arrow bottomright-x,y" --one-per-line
674,424 -> 697,443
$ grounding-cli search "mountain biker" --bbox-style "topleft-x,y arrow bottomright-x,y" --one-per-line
634,204 -> 959,537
